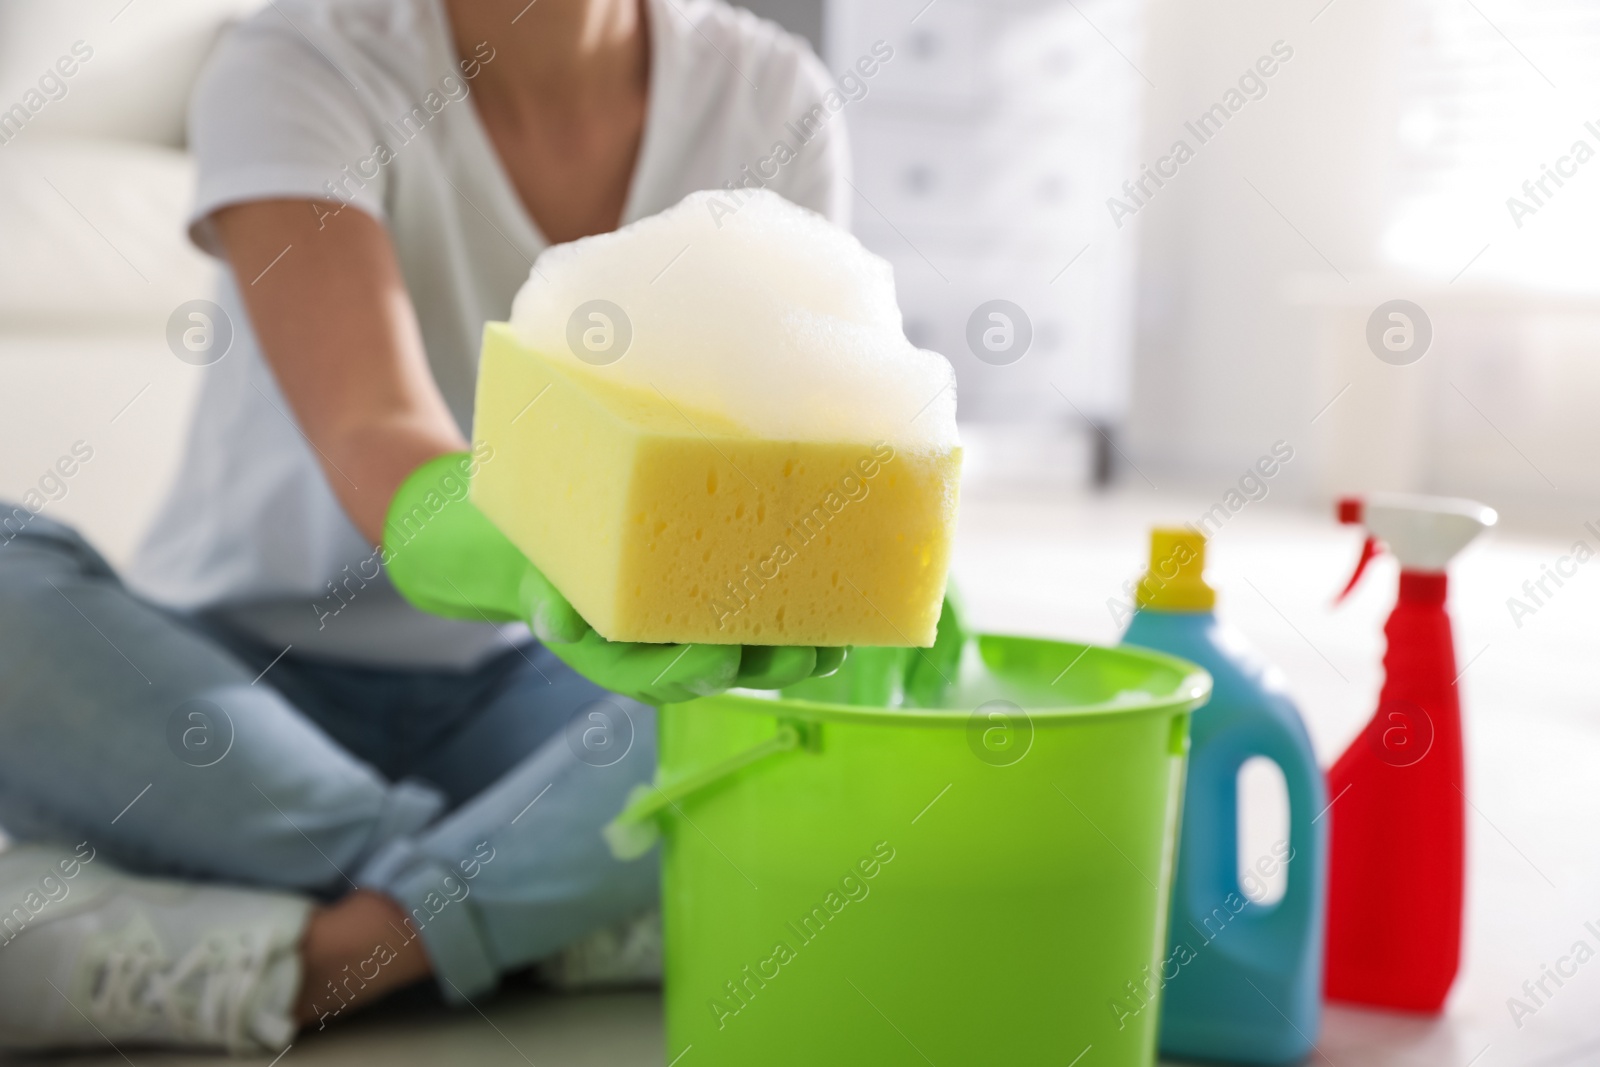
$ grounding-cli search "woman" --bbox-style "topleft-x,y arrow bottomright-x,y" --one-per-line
0,0 -> 847,1051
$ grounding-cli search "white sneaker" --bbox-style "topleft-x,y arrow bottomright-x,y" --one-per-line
0,844 -> 311,1054
538,908 -> 662,989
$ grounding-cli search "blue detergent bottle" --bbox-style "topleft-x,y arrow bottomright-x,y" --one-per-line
1119,528 -> 1327,1065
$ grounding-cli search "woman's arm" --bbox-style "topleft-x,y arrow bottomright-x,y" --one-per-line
211,199 -> 465,544
211,197 -> 836,700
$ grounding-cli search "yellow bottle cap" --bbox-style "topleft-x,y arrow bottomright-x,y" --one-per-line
1136,527 -> 1216,612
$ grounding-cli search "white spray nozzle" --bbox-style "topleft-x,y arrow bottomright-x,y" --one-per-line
1338,493 -> 1497,572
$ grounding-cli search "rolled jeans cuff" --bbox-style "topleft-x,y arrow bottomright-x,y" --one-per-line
357,835 -> 498,1003
365,777 -> 445,852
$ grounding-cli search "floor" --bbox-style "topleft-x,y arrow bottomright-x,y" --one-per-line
6,484 -> 1599,1067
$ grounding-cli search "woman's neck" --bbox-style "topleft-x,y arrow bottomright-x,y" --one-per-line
446,0 -> 646,105
442,0 -> 651,243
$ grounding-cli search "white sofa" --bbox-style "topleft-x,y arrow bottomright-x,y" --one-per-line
0,0 -> 259,566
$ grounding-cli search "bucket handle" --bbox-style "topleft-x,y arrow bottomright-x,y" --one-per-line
603,719 -> 817,860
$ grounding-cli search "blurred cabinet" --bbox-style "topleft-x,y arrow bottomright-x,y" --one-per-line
827,0 -> 1145,431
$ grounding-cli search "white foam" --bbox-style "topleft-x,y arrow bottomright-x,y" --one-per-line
507,190 -> 958,452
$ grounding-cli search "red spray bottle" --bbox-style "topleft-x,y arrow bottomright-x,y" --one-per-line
1324,494 -> 1496,1012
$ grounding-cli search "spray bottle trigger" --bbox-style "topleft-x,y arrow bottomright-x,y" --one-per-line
1335,535 -> 1381,605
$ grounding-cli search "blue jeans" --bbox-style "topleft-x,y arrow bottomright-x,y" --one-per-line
0,511 -> 658,1002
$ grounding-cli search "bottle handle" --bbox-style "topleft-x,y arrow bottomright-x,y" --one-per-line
1226,713 -> 1326,923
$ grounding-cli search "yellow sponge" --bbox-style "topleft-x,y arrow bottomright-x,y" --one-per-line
470,323 -> 960,647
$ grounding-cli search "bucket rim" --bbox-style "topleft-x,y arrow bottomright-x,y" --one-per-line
669,633 -> 1212,726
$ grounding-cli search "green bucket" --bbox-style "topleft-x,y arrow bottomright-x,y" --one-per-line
607,634 -> 1210,1066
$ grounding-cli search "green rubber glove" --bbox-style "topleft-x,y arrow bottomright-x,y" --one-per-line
383,452 -> 845,705
781,584 -> 966,708
903,586 -> 967,707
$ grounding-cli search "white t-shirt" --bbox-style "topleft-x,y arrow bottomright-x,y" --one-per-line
128,0 -> 850,667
